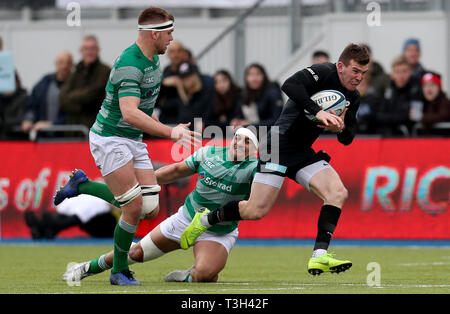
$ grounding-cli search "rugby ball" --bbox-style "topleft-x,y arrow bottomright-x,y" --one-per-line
305,90 -> 347,122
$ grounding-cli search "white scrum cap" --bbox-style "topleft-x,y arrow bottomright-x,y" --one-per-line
234,127 -> 259,150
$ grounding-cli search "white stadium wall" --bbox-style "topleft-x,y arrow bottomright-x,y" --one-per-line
0,11 -> 447,93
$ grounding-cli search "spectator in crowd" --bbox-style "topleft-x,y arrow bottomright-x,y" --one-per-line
311,50 -> 330,65
24,194 -> 117,239
418,72 -> 450,135
355,44 -> 390,134
0,36 -> 28,140
176,61 -> 214,131
374,55 -> 423,136
355,69 -> 380,134
402,38 -> 426,82
361,43 -> 390,100
156,41 -> 189,125
204,69 -> 243,133
21,51 -> 73,136
162,40 -> 187,77
231,63 -> 283,128
59,35 -> 110,129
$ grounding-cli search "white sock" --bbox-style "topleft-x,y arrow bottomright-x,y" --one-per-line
312,249 -> 327,258
200,215 -> 212,228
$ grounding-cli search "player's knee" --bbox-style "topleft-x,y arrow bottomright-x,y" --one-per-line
329,185 -> 348,207
128,243 -> 144,263
124,198 -> 144,221
193,265 -> 219,282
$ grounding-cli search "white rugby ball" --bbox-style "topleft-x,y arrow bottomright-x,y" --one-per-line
305,90 -> 347,122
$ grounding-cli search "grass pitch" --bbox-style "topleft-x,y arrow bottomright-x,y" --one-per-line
0,244 -> 449,294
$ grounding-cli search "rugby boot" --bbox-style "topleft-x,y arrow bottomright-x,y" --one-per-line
308,252 -> 352,276
180,208 -> 210,250
54,169 -> 88,206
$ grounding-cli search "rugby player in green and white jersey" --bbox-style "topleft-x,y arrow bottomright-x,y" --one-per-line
62,128 -> 258,283
55,7 -> 200,286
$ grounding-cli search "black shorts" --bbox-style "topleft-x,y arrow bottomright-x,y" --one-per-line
257,139 -> 331,181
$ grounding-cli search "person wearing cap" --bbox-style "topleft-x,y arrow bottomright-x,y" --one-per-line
402,38 -> 426,82
175,61 -> 214,130
55,6 -> 200,286
62,128 -> 259,283
420,72 -> 450,135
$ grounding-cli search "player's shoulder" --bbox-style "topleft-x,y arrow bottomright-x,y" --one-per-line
303,62 -> 336,82
113,43 -> 147,70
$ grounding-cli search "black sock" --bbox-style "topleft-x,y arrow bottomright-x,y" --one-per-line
207,200 -> 241,225
314,205 -> 341,251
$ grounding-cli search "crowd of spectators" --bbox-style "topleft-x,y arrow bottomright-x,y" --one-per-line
0,36 -> 449,141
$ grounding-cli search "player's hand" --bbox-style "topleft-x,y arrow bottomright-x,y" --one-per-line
315,110 -> 344,129
317,109 -> 347,133
171,123 -> 202,150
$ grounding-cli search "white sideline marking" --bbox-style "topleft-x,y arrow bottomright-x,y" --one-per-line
397,262 -> 450,266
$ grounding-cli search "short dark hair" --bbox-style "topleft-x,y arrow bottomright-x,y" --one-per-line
312,50 -> 329,59
138,6 -> 174,25
339,44 -> 370,66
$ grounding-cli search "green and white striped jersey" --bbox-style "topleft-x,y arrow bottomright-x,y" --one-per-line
91,43 -> 162,141
183,146 -> 258,234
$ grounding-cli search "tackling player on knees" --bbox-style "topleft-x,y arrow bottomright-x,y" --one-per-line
180,43 -> 371,276
62,128 -> 258,284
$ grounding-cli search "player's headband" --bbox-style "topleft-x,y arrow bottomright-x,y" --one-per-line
234,127 -> 259,150
138,20 -> 174,32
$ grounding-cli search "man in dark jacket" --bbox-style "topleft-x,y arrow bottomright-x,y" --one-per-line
375,55 -> 423,136
59,35 -> 110,129
22,51 -> 73,135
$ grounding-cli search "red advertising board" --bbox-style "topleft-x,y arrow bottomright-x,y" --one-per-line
0,138 -> 449,239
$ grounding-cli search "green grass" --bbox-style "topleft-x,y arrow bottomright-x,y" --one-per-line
0,245 -> 449,294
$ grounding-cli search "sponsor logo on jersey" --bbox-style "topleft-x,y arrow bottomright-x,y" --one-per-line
144,86 -> 160,98
204,160 -> 216,169
202,176 -> 232,192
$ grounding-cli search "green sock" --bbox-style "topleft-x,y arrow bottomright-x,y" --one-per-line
112,217 -> 137,274
78,180 -> 120,207
88,254 -> 111,274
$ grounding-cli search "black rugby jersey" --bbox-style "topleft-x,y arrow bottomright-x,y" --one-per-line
272,62 -> 360,149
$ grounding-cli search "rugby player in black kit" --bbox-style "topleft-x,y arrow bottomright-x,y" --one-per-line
181,44 -> 370,276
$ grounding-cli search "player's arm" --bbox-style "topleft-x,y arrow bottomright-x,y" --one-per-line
337,93 -> 360,145
119,96 -> 200,149
337,96 -> 360,146
282,68 -> 343,128
155,161 -> 195,184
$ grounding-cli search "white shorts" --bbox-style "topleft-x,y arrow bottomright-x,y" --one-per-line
159,207 -> 238,254
89,131 -> 153,176
294,160 -> 332,191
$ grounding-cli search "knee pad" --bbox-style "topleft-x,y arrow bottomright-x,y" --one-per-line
115,183 -> 141,207
140,184 -> 161,219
